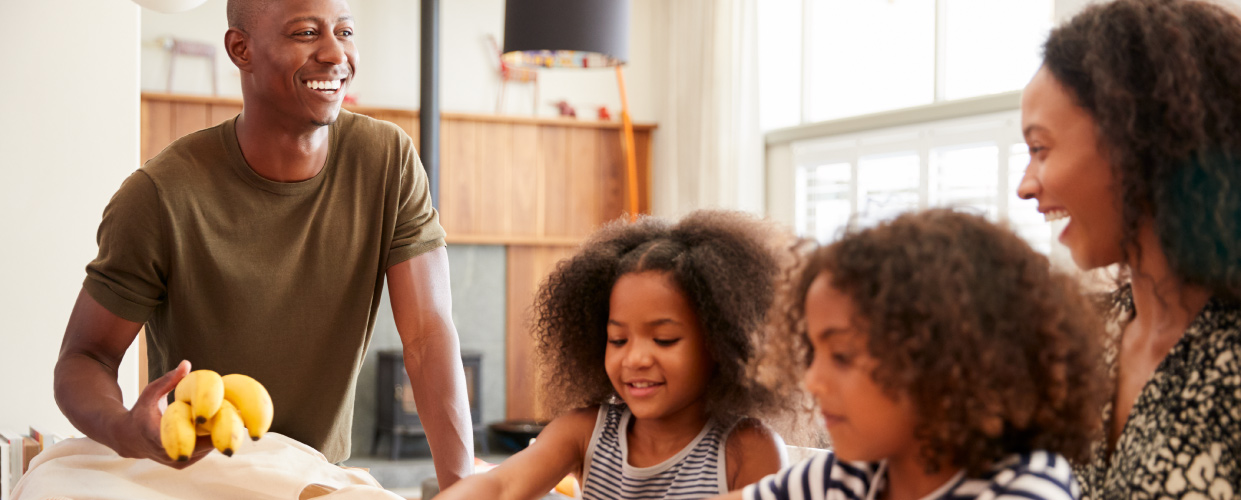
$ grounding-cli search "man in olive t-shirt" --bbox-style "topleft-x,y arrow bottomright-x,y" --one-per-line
53,0 -> 473,489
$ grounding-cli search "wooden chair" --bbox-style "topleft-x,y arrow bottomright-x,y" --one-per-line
488,35 -> 538,115
164,38 -> 218,95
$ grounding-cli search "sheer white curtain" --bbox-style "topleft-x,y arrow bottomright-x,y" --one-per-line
649,0 -> 764,216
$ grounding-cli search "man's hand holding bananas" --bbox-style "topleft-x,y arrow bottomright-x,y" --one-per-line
160,369 -> 274,462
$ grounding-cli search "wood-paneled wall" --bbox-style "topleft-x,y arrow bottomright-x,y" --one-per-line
141,95 -> 242,163
143,94 -> 652,243
504,244 -> 580,421
140,93 -> 654,422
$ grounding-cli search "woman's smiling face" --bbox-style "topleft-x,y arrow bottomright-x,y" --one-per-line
1017,66 -> 1125,270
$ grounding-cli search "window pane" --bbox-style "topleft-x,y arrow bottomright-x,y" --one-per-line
858,152 -> 920,227
759,0 -> 804,131
800,162 -> 853,241
943,0 -> 1052,100
808,0 -> 935,121
930,144 -> 998,219
1007,144 -> 1052,254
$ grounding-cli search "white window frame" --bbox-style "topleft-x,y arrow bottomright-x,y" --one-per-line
768,91 -> 1075,270
792,107 -> 1022,231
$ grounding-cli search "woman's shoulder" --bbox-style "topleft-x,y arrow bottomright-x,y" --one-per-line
1185,295 -> 1241,380
1198,296 -> 1241,340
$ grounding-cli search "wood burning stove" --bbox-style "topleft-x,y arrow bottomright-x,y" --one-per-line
372,349 -> 486,459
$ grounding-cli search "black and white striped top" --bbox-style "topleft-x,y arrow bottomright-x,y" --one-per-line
581,403 -> 735,500
745,450 -> 1079,500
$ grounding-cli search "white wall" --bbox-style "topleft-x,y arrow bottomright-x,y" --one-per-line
0,3 -> 142,436
1054,0 -> 1096,22
140,0 -> 658,122
141,0 -> 238,97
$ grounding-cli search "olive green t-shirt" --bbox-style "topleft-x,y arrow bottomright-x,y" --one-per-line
83,110 -> 446,463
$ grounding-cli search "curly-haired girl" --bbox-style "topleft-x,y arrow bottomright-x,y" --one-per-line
1019,1 -> 1241,498
437,210 -> 793,500
718,209 -> 1106,500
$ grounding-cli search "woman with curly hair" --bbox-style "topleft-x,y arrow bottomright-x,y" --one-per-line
1018,0 -> 1241,497
437,210 -> 793,500
715,209 -> 1106,500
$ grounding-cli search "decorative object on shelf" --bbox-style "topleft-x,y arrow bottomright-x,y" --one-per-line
131,0 -> 208,13
160,37 -> 219,95
488,35 -> 539,115
503,0 -> 640,221
597,106 -> 612,121
552,100 -> 577,118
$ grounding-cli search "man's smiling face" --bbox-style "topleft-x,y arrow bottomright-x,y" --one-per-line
243,0 -> 357,127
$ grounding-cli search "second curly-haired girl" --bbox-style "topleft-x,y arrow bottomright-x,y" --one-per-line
720,209 -> 1107,500
436,210 -> 796,500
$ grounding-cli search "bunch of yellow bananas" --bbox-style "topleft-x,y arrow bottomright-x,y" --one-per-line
159,370 -> 274,462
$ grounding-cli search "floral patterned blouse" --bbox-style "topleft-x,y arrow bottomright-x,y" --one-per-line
1075,286 -> 1241,500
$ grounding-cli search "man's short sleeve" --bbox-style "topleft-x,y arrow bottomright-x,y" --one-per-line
83,171 -> 168,323
385,144 -> 447,269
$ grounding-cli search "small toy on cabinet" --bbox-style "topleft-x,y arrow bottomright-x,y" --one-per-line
552,100 -> 577,118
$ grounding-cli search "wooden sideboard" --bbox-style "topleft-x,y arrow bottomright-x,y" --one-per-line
139,93 -> 655,421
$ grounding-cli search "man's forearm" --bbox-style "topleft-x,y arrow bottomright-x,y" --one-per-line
54,289 -> 199,467
54,351 -> 129,449
403,324 -> 475,490
387,249 -> 475,487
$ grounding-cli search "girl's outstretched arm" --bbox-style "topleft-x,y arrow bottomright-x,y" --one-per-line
725,419 -> 787,490
435,406 -> 599,500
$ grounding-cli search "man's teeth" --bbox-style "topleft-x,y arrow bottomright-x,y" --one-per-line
305,80 -> 342,91
1044,209 -> 1070,223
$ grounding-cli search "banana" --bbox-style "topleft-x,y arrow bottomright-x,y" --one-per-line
222,373 -> 274,440
195,420 -> 211,437
174,370 -> 225,424
160,400 -> 196,462
173,372 -> 195,405
209,400 -> 246,456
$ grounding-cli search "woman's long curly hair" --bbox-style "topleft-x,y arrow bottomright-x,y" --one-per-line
759,209 -> 1106,473
1043,0 -> 1241,300
533,210 -> 791,426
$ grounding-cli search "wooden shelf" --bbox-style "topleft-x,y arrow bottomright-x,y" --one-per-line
445,234 -> 585,247
139,92 -> 657,131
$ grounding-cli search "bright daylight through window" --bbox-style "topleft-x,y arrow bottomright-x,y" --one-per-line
762,0 -> 1057,254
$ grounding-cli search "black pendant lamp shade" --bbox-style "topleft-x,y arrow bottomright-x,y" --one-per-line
502,0 -> 631,68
